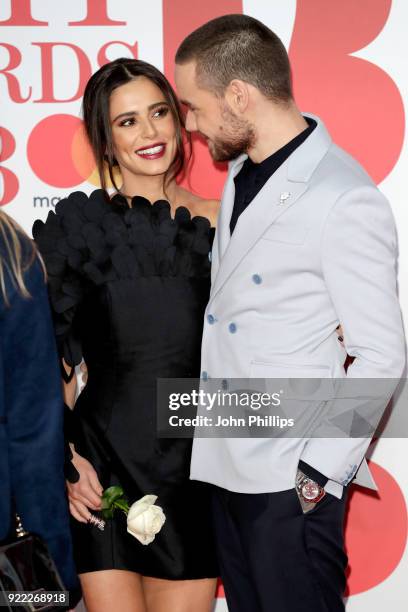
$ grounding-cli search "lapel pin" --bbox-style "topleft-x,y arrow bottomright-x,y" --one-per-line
278,191 -> 291,206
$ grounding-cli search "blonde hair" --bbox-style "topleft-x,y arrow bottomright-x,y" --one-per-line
0,210 -> 45,306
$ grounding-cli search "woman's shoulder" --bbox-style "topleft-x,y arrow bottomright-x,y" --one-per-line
176,188 -> 220,228
33,189 -> 112,236
32,189 -> 118,270
32,189 -> 120,295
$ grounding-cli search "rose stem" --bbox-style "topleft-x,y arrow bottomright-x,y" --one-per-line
113,499 -> 130,515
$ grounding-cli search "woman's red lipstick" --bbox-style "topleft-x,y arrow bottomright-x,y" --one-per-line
136,143 -> 166,160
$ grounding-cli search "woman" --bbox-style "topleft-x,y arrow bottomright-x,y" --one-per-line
0,210 -> 80,606
33,58 -> 219,612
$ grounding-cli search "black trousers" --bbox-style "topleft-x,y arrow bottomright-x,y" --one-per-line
212,486 -> 348,612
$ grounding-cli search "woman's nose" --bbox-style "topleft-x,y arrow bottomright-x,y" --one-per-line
140,119 -> 158,139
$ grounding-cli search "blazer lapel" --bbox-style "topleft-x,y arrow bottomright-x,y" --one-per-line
210,166 -> 307,302
210,154 -> 247,285
217,154 -> 247,260
209,114 -> 332,304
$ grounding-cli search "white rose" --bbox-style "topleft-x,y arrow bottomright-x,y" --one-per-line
126,495 -> 166,545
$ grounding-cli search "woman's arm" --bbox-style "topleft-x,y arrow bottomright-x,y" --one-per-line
62,358 -> 77,409
61,360 -> 103,523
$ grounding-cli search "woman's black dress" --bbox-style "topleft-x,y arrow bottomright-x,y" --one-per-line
33,190 -> 218,579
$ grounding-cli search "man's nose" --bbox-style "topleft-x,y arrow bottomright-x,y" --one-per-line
185,110 -> 197,132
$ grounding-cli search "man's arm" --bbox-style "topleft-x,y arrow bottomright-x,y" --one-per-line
300,185 -> 405,486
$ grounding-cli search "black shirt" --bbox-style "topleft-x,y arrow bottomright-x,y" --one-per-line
230,117 -> 317,234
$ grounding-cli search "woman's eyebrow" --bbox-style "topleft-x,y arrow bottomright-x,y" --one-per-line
112,102 -> 169,122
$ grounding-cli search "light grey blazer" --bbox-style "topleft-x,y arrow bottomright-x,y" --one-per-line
190,114 -> 405,498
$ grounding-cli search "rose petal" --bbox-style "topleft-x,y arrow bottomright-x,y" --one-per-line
126,501 -> 166,545
127,495 -> 158,520
127,526 -> 155,545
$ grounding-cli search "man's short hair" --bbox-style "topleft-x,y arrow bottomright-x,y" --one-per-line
175,14 -> 293,103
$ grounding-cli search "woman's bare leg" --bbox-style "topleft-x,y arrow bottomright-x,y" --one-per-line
80,569 -> 147,612
143,577 -> 217,612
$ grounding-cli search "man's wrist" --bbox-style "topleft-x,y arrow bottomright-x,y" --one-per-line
298,460 -> 328,487
295,469 -> 326,510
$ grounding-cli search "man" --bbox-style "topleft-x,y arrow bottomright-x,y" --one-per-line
174,14 -> 405,612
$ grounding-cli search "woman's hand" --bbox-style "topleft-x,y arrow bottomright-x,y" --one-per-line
67,448 -> 103,523
79,361 -> 88,386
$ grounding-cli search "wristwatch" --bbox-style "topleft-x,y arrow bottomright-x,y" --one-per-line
295,469 -> 325,513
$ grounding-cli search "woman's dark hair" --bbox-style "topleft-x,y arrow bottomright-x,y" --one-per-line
82,58 -> 188,195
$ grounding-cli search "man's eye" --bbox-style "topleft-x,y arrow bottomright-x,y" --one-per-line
181,103 -> 194,115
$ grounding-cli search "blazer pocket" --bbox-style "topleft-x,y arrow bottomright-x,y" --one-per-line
261,226 -> 308,245
250,361 -> 334,401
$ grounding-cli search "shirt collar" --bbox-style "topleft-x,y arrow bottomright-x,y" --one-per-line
235,117 -> 317,183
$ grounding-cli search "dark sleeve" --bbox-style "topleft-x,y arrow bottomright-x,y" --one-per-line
33,192 -> 113,485
2,257 -> 81,602
32,193 -> 91,383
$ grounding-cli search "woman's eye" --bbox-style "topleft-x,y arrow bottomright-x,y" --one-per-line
119,118 -> 136,127
153,107 -> 169,118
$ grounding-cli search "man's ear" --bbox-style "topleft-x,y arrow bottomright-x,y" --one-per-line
225,79 -> 250,114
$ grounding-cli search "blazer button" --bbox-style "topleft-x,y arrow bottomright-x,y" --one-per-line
202,371 -> 209,381
228,322 -> 237,334
208,251 -> 212,262
252,274 -> 262,285
207,314 -> 216,324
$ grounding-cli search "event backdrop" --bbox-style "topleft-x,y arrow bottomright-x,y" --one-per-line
1,1 -> 407,610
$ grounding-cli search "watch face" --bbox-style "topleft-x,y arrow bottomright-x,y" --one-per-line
301,480 -> 321,501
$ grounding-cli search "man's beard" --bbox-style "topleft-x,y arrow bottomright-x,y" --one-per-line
206,103 -> 255,162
